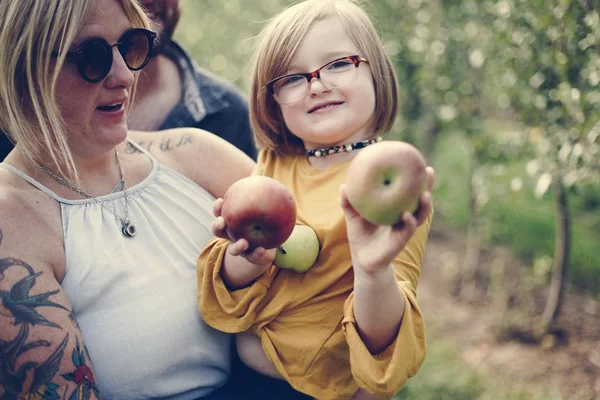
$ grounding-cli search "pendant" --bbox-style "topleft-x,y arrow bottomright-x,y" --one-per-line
121,219 -> 137,238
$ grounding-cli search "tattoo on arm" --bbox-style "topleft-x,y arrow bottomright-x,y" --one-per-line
125,133 -> 196,154
0,229 -> 102,399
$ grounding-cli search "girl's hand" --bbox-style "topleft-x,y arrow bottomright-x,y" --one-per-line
211,198 -> 276,269
340,167 -> 435,275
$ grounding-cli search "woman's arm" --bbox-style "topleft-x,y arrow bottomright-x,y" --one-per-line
0,202 -> 102,399
128,128 -> 255,199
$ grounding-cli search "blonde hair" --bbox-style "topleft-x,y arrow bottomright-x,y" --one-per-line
250,0 -> 399,156
0,0 -> 149,182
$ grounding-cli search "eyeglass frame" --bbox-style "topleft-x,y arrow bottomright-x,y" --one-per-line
266,55 -> 369,105
51,28 -> 160,83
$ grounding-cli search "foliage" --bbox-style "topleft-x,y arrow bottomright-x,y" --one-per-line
433,132 -> 600,296
176,0 -> 600,293
484,0 -> 600,194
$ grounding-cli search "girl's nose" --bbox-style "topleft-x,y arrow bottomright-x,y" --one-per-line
308,77 -> 330,96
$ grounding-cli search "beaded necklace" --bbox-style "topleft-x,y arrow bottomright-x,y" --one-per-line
306,137 -> 382,157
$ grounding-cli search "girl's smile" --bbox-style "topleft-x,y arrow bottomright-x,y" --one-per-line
279,17 -> 376,152
307,101 -> 345,114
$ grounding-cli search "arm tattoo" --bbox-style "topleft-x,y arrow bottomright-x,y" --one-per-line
61,338 -> 102,399
0,229 -> 102,399
125,133 -> 196,154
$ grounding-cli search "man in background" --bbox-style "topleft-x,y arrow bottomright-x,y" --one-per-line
129,0 -> 256,158
0,0 -> 256,161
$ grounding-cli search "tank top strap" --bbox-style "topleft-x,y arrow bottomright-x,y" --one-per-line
0,162 -> 66,202
127,139 -> 158,166
0,138 -> 155,203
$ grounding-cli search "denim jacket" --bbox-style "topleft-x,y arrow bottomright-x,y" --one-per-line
0,40 -> 257,161
0,133 -> 11,161
159,40 -> 257,159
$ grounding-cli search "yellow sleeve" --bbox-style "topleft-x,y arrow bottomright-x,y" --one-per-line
341,211 -> 432,396
197,237 -> 278,333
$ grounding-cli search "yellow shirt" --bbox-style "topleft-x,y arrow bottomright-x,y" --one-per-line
198,150 -> 431,399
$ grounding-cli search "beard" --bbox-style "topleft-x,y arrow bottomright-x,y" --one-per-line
145,1 -> 180,53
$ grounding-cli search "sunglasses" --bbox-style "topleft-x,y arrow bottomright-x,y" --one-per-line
52,28 -> 159,83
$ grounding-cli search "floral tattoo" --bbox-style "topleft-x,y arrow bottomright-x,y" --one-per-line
0,229 -> 101,399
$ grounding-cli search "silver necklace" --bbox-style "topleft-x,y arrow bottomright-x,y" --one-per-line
30,150 -> 137,238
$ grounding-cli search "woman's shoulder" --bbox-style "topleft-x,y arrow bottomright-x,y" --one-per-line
0,167 -> 64,275
0,165 -> 35,213
127,128 -> 255,198
0,166 -> 60,226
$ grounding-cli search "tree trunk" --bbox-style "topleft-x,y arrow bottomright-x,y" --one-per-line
539,180 -> 570,332
457,156 -> 481,299
421,114 -> 441,162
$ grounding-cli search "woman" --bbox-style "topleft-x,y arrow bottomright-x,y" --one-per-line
0,0 -> 253,399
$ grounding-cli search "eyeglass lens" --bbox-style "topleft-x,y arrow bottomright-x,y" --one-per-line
273,58 -> 359,104
78,29 -> 153,82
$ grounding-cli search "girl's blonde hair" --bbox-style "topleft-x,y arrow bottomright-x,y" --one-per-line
0,0 -> 149,182
250,0 -> 399,156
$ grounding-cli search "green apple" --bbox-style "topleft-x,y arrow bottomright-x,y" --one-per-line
274,225 -> 320,273
345,141 -> 428,225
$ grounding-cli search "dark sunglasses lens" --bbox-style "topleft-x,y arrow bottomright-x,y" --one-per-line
120,30 -> 151,70
79,40 -> 112,82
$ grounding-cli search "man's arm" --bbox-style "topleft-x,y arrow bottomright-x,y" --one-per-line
0,225 -> 102,399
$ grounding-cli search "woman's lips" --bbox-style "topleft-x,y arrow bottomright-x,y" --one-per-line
97,103 -> 123,112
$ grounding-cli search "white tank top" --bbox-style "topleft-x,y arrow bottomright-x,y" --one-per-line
0,143 -> 231,400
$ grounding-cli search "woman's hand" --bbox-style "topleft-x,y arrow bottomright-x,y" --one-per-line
340,167 -> 435,275
211,198 -> 276,270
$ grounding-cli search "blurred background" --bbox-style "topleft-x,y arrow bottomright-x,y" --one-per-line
176,1 -> 600,399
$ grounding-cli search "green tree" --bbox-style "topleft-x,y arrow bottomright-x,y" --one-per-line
485,0 -> 600,335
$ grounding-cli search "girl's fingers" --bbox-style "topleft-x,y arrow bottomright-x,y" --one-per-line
339,185 -> 353,211
340,184 -> 367,222
228,238 -> 250,256
399,210 -> 417,232
414,191 -> 432,225
390,210 -> 416,235
239,246 -> 275,267
213,198 -> 224,217
426,166 -> 435,192
244,247 -> 268,265
211,216 -> 229,238
229,240 -> 275,266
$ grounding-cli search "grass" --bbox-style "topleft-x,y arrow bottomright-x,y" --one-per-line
395,334 -> 565,400
429,130 -> 600,299
395,341 -> 483,400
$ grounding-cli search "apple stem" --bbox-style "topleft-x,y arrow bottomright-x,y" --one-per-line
279,245 -> 287,255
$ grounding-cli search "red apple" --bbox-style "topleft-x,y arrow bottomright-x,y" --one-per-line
345,141 -> 428,225
221,176 -> 297,249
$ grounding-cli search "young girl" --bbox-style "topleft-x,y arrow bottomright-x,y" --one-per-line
198,1 -> 434,398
